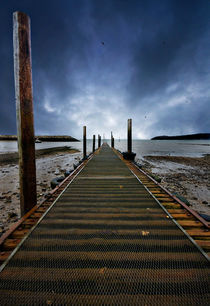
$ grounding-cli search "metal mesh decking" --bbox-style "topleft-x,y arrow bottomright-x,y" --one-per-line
0,144 -> 209,305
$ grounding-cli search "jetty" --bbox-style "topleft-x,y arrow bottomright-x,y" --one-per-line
0,11 -> 209,304
0,143 -> 209,304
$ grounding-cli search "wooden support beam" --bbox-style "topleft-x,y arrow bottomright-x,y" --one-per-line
83,126 -> 87,159
111,131 -> 114,148
128,118 -> 132,154
13,11 -> 37,216
92,135 -> 95,152
98,135 -> 100,148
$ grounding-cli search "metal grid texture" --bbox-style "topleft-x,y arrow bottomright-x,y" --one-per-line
0,143 -> 209,305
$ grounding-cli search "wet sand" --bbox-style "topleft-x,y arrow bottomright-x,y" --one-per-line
140,155 -> 210,215
0,147 -> 82,235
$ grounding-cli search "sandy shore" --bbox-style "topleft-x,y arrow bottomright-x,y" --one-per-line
139,154 -> 210,215
0,146 -> 83,236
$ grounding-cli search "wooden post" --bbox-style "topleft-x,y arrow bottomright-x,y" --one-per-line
111,132 -> 114,148
111,131 -> 113,148
128,118 -> 132,154
99,135 -> 101,147
98,135 -> 100,148
92,135 -> 95,152
83,126 -> 87,159
13,12 -> 37,216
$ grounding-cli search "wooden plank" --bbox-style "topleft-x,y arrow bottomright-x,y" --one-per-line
195,240 -> 210,250
178,220 -> 203,228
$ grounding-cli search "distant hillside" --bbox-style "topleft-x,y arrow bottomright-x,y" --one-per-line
0,135 -> 79,142
151,133 -> 210,140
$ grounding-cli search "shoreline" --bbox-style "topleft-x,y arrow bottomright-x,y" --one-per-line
140,155 -> 210,215
0,146 -> 80,165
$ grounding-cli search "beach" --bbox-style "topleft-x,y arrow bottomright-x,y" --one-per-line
140,154 -> 210,215
0,146 -> 82,235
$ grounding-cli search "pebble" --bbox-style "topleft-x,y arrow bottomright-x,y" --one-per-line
5,196 -> 12,203
202,201 -> 208,205
8,212 -> 17,218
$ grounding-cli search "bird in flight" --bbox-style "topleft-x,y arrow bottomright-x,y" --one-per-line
101,41 -> 105,45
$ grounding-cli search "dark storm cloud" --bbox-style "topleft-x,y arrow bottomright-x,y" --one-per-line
0,0 -> 209,138
129,0 -> 210,100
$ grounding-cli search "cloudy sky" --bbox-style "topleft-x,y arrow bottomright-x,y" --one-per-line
0,0 -> 210,139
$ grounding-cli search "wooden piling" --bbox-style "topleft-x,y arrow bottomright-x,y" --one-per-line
92,135 -> 95,152
13,12 -> 37,216
111,132 -> 114,148
128,119 -> 132,154
83,126 -> 87,159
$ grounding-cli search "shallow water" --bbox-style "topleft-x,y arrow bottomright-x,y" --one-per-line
0,139 -> 209,158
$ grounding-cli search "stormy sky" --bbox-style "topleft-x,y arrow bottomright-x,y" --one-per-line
0,0 -> 210,139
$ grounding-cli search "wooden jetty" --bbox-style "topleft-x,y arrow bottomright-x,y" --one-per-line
0,143 -> 209,305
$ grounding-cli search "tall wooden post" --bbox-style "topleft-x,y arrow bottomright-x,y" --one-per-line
13,12 -> 37,216
111,131 -> 114,148
128,118 -> 132,154
111,131 -> 113,147
98,135 -> 100,148
122,118 -> 136,160
92,135 -> 95,152
99,135 -> 101,147
83,126 -> 87,159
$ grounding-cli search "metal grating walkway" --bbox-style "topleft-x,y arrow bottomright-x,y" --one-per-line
0,143 -> 209,305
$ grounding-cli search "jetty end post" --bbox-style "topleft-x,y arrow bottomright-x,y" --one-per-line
128,119 -> 132,153
92,135 -> 95,152
13,12 -> 37,216
83,126 -> 87,159
122,118 -> 136,161
111,131 -> 113,147
111,131 -> 114,148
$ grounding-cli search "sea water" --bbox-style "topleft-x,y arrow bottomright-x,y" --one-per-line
0,139 -> 209,159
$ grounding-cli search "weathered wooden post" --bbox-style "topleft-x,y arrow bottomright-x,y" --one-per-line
98,134 -> 100,148
92,135 -> 95,152
99,135 -> 101,147
128,119 -> 132,153
111,132 -> 114,148
122,119 -> 136,160
83,126 -> 87,159
13,12 -> 37,216
111,132 -> 113,147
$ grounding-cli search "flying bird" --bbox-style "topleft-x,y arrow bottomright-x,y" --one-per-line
101,41 -> 105,45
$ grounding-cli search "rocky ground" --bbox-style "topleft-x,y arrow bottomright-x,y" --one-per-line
0,147 -> 83,236
139,154 -> 210,215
